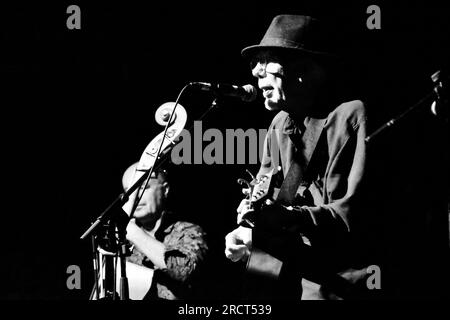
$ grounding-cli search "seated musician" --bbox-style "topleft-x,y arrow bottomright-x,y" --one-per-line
123,162 -> 208,299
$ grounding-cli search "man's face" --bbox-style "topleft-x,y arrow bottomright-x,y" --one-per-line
251,55 -> 287,111
123,166 -> 168,226
251,51 -> 327,114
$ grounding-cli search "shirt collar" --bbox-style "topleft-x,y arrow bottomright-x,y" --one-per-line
283,114 -> 326,135
282,115 -> 303,135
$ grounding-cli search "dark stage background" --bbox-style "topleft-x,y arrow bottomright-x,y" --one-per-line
1,1 -> 449,300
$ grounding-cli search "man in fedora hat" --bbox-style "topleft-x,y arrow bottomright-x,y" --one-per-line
225,15 -> 371,299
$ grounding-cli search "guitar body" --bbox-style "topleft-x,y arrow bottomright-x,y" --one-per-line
244,226 -> 306,299
116,261 -> 154,300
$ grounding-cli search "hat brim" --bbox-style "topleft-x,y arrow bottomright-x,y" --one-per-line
241,44 -> 335,60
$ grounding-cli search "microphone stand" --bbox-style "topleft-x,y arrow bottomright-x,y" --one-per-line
366,69 -> 448,143
80,141 -> 173,300
117,222 -> 129,300
90,235 -> 100,300
365,91 -> 434,143
81,142 -> 171,300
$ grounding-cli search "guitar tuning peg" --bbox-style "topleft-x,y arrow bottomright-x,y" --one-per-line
237,178 -> 250,188
242,188 -> 251,196
245,169 -> 256,181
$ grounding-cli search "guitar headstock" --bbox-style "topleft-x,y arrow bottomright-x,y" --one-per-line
237,166 -> 283,228
248,166 -> 283,208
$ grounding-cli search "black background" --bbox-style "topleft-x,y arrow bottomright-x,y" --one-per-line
1,1 -> 449,300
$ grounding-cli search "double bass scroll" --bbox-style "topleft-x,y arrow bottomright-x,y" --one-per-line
122,102 -> 187,217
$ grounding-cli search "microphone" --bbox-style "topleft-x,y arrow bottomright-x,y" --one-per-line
431,69 -> 448,119
190,82 -> 257,102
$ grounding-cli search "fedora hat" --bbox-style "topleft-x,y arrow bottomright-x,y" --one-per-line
241,15 -> 334,59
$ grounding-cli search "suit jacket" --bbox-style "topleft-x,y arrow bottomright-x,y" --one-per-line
257,100 -> 369,299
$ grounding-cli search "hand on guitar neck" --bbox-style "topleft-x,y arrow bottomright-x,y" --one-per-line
238,165 -> 314,236
226,166 -> 310,264
225,167 -> 282,263
236,167 -> 282,227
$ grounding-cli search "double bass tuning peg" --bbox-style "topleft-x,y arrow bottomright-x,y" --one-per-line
155,102 -> 182,126
237,178 -> 250,187
245,169 -> 256,181
237,178 -> 252,198
242,188 -> 251,196
161,110 -> 171,122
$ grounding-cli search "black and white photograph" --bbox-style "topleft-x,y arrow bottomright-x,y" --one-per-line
1,0 -> 449,308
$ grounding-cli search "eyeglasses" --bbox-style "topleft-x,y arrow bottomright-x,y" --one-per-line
250,56 -> 285,78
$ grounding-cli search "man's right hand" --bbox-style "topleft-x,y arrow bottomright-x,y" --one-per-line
224,226 -> 252,262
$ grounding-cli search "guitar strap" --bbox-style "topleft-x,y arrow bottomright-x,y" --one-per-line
276,117 -> 327,206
